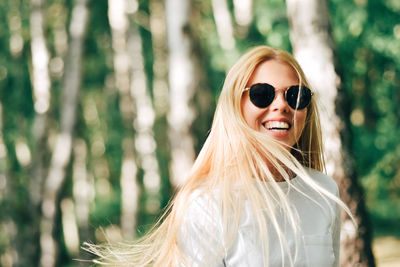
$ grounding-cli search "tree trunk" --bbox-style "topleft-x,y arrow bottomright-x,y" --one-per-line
30,0 -> 51,116
28,0 -> 51,264
211,0 -> 235,50
232,0 -> 253,37
108,0 -> 140,240
286,0 -> 375,266
150,0 -> 169,117
128,25 -> 162,216
39,0 -> 90,266
72,138 -> 91,259
232,0 -> 253,28
0,103 -> 16,267
165,0 -> 197,186
29,0 -> 50,166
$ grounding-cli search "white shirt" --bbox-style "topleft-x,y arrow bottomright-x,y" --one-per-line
177,169 -> 341,267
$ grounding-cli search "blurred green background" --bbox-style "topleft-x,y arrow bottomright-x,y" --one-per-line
0,0 -> 399,266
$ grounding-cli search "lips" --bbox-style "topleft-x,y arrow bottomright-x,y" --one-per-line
262,120 -> 291,131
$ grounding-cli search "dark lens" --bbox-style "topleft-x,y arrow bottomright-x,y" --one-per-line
249,83 -> 275,108
286,86 -> 312,110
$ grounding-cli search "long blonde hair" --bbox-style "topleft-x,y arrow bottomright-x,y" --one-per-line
86,46 -> 352,266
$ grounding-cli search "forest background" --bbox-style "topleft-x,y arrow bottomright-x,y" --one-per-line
0,0 -> 399,266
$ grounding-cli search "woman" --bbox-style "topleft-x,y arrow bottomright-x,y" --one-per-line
87,46 -> 353,266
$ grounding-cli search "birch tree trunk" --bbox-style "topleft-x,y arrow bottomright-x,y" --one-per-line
211,0 -> 235,50
128,25 -> 162,216
29,0 -> 50,179
71,139 -> 91,255
28,0 -> 51,264
0,103 -> 16,267
232,0 -> 253,37
286,0 -> 375,266
166,0 -> 197,186
108,0 -> 140,240
30,0 -> 51,116
39,0 -> 90,266
150,0 -> 169,117
232,0 -> 253,28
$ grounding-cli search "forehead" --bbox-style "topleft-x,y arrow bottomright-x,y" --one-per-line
247,60 -> 299,88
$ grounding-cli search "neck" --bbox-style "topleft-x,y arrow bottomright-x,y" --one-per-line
269,165 -> 296,182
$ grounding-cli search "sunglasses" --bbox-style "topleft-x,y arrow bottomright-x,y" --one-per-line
244,83 -> 313,110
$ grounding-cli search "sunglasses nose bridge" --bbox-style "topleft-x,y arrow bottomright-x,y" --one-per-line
270,89 -> 290,111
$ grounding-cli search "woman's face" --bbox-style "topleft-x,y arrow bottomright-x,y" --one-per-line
241,60 -> 307,150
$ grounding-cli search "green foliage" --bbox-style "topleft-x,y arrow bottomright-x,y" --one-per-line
331,0 -> 400,233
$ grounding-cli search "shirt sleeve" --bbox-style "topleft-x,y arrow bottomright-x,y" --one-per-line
311,169 -> 342,267
177,191 -> 226,267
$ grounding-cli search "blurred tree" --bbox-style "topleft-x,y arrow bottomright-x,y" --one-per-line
286,0 -> 375,266
107,0 -> 140,241
149,0 -> 173,215
39,0 -> 90,266
165,0 -> 198,186
29,0 -> 50,206
28,0 -> 51,264
211,0 -> 235,51
3,0 -> 36,266
232,0 -> 253,31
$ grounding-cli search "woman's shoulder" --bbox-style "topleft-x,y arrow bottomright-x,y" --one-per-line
306,168 -> 339,195
178,188 -> 224,248
177,188 -> 226,265
183,187 -> 223,223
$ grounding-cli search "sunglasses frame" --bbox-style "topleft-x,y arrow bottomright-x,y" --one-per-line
244,83 -> 313,110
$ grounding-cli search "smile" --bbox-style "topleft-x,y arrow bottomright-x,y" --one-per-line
262,121 -> 291,131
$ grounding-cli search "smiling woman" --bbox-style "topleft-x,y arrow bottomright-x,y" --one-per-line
86,46 -> 354,267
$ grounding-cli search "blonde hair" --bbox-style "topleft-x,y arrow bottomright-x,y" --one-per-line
85,46 -> 352,266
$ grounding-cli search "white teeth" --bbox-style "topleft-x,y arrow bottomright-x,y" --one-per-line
265,121 -> 290,130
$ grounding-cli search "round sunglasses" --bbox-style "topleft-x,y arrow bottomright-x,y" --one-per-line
244,83 -> 313,110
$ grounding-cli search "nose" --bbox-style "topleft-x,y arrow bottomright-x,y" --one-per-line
270,91 -> 290,112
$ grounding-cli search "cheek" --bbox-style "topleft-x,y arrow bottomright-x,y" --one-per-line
241,96 -> 256,127
243,105 -> 264,131
294,110 -> 308,137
